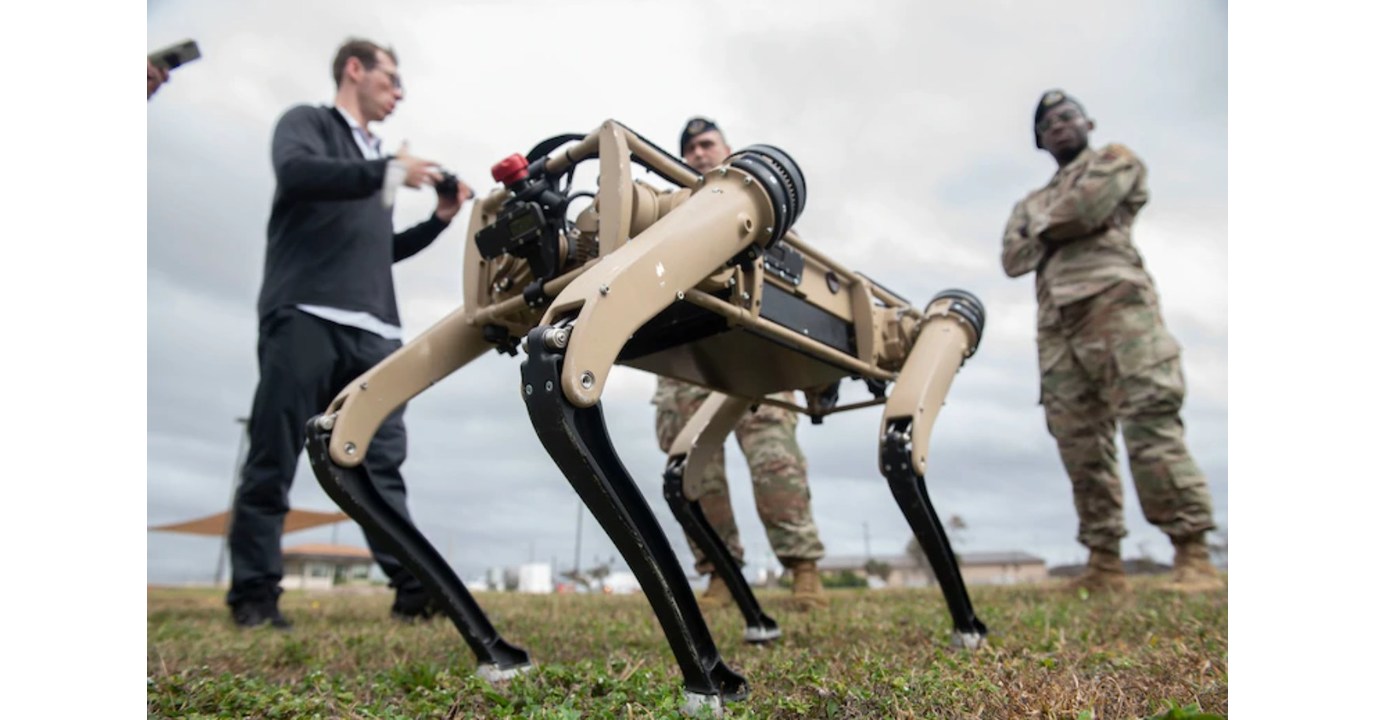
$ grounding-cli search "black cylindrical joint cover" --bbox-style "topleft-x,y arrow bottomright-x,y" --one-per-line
726,144 -> 807,247
929,289 -> 985,356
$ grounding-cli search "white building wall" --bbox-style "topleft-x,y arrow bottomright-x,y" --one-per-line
602,571 -> 641,595
517,563 -> 553,594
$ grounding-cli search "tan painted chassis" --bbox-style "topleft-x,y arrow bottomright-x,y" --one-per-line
303,121 -> 987,713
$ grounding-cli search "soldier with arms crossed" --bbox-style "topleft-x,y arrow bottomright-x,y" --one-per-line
1002,90 -> 1222,593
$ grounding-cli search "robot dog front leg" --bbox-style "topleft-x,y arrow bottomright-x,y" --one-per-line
305,306 -> 532,680
521,330 -> 748,713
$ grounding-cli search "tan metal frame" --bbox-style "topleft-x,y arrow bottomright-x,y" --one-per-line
318,120 -> 978,479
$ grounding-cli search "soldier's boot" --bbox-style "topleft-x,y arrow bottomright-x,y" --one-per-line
1066,547 -> 1128,594
1168,533 -> 1224,592
697,574 -> 733,610
783,561 -> 829,611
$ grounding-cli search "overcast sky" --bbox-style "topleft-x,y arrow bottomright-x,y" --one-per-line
146,0 -> 1228,586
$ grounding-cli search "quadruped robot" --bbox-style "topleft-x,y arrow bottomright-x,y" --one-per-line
305,120 -> 988,713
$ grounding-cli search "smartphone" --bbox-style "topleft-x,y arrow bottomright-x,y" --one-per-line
148,40 -> 201,71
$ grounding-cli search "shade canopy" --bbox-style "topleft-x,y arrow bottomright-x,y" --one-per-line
149,509 -> 349,536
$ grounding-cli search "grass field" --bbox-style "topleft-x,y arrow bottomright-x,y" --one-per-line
147,578 -> 1226,719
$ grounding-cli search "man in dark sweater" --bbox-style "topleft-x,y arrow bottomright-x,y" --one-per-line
228,38 -> 473,629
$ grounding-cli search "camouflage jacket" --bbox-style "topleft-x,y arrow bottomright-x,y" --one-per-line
1001,144 -> 1154,324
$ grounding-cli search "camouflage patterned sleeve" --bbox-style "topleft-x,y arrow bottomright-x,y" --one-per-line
1001,198 -> 1043,278
1032,144 -> 1146,242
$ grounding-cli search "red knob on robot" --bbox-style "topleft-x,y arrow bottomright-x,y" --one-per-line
491,154 -> 530,187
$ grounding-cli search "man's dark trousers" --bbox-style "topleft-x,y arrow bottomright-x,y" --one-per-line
227,308 -> 424,607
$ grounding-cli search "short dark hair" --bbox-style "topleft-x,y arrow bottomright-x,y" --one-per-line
332,38 -> 397,88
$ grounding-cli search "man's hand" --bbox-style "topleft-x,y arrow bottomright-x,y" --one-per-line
147,60 -> 169,100
435,179 -> 474,223
394,142 -> 442,189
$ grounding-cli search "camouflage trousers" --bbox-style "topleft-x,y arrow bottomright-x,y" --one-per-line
1037,281 -> 1215,552
653,377 -> 825,574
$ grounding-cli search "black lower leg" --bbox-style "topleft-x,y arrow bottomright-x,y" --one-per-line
305,420 -> 531,676
880,420 -> 987,645
521,329 -> 747,703
664,457 -> 780,643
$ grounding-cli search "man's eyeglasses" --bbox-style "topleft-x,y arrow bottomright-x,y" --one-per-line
1036,107 -> 1081,134
372,66 -> 403,91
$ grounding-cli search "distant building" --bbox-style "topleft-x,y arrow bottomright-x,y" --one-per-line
482,563 -> 555,594
601,571 -> 642,595
518,563 -> 553,594
282,544 -> 375,591
818,551 -> 1049,587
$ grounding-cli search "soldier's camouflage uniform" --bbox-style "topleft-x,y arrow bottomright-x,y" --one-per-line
1001,143 -> 1215,552
653,376 -> 825,574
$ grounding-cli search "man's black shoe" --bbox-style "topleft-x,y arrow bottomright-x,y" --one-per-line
231,597 -> 293,630
391,590 -> 440,623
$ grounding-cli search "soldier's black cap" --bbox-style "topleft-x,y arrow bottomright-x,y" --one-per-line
1033,89 -> 1086,149
680,116 -> 723,155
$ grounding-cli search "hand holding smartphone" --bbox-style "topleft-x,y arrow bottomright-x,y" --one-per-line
147,40 -> 200,100
148,39 -> 201,71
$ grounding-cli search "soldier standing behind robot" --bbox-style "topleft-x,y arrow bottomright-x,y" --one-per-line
652,117 -> 828,611
1001,90 -> 1222,593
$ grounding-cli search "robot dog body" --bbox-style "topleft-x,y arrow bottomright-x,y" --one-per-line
305,120 -> 987,713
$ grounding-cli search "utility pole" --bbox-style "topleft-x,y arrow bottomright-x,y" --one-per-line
573,505 -> 584,573
863,522 -> 872,561
215,417 -> 250,586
